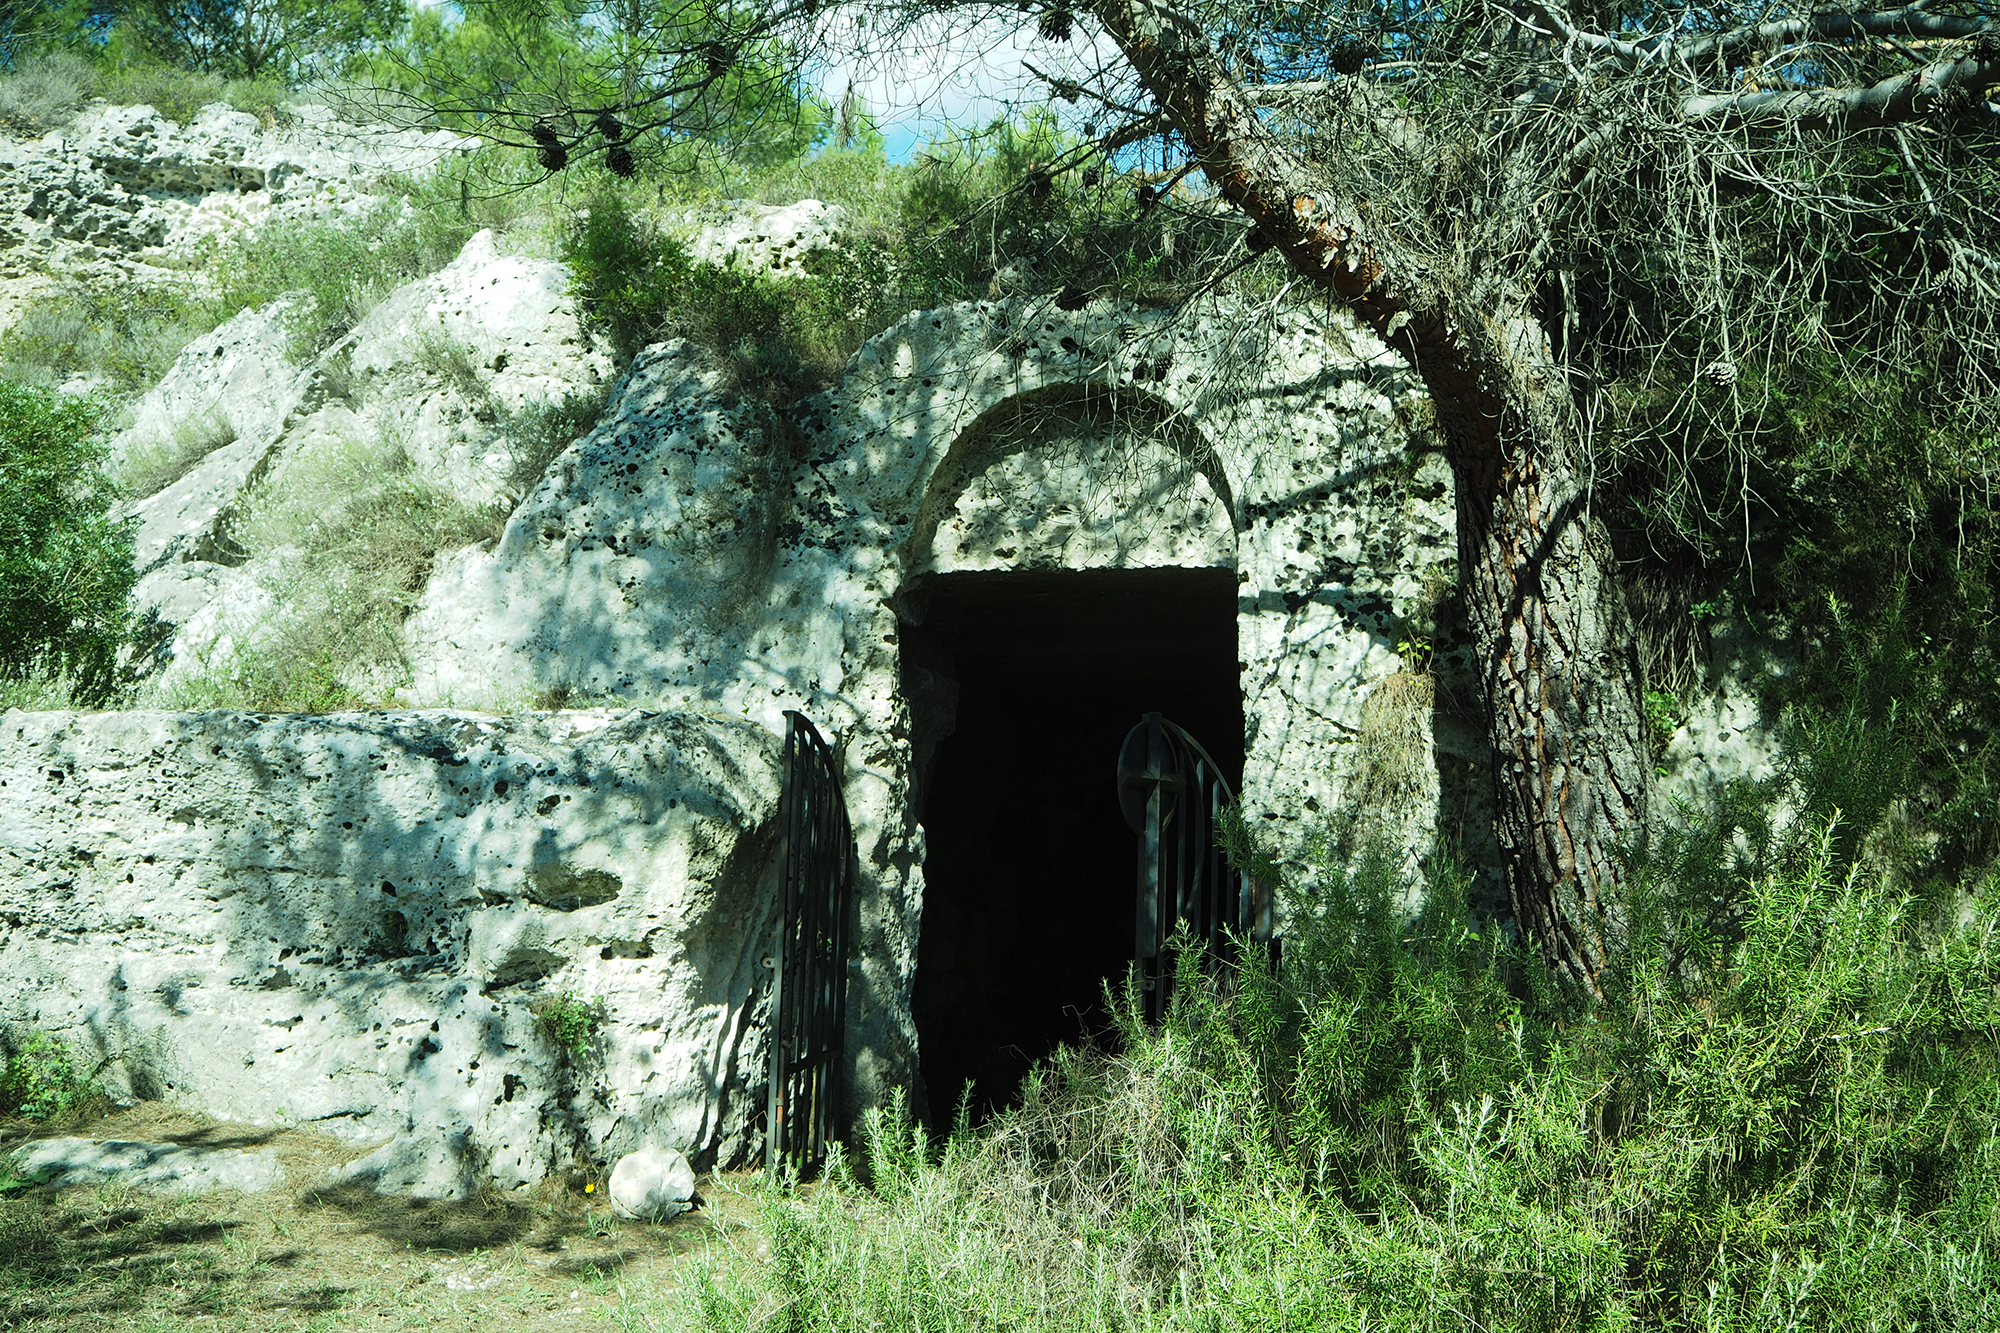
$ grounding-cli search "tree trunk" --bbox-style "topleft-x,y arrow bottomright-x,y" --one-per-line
1085,0 -> 1650,987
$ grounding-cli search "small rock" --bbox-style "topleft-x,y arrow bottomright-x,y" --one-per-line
608,1146 -> 695,1221
8,1137 -> 281,1193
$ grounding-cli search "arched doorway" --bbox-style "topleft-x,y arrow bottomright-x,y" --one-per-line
899,398 -> 1240,1121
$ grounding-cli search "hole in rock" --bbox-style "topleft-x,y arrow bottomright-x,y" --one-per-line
903,567 -> 1242,1123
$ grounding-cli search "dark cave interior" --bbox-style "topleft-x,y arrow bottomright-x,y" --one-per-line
901,566 -> 1243,1123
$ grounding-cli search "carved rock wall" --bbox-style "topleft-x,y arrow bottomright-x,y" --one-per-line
0,708 -> 780,1187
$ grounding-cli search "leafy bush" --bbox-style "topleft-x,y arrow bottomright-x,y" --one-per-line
561,189 -> 894,403
0,281 -> 213,395
0,52 -> 91,131
680,793 -> 2000,1331
210,198 -> 488,355
0,383 -> 132,703
0,1030 -> 104,1125
90,61 -> 289,125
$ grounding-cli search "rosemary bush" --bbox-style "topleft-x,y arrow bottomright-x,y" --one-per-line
679,793 -> 1999,1331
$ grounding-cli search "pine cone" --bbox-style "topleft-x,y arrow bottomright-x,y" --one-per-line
1037,7 -> 1074,41
538,141 -> 569,172
606,145 -> 637,177
595,112 -> 625,143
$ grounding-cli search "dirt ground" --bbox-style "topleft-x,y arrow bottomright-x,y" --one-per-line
0,1104 -> 769,1332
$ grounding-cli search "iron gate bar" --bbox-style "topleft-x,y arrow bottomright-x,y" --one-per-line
1117,712 -> 1272,1025
766,711 -> 855,1181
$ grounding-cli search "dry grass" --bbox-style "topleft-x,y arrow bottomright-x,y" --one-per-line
0,1105 -> 757,1332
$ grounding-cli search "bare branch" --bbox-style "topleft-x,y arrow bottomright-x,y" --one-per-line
1682,46 -> 2000,128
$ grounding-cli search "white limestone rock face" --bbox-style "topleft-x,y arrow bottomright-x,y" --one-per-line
343,227 -> 617,505
399,294 -> 1466,1111
117,230 -> 612,694
682,199 -> 850,276
0,708 -> 786,1190
401,339 -> 774,711
0,102 -> 468,276
1658,621 -> 1788,813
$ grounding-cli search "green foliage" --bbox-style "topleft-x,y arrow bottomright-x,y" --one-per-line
679,794 -> 2000,1331
0,191 -> 499,392
358,0 -> 825,169
1643,687 -> 1685,760
0,50 -> 89,129
534,990 -> 607,1061
560,188 -> 892,402
210,196 -> 491,355
117,0 -> 404,82
0,383 -> 131,703
0,1030 -> 104,1124
893,109 -> 1236,309
0,281 -> 214,395
91,58 -> 291,123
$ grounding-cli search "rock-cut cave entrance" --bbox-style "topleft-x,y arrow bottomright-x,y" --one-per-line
900,566 -> 1243,1122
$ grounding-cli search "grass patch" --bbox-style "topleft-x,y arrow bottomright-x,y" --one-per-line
92,63 -> 291,126
115,409 -> 236,499
158,431 -> 503,712
0,281 -> 215,394
0,53 -> 92,132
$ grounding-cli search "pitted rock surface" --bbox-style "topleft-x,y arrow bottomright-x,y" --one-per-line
681,198 -> 851,276
0,708 -> 783,1189
112,229 -> 611,694
9,1136 -> 282,1193
0,102 -> 467,277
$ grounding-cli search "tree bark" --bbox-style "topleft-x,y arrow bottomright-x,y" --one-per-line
1083,0 -> 1650,986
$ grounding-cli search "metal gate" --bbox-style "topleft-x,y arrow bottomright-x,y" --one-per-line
765,711 -> 854,1180
1117,712 -> 1273,1024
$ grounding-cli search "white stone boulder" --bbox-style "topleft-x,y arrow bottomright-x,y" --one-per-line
344,227 -> 615,504
117,297 -> 312,574
684,199 -> 850,276
609,1145 -> 696,1221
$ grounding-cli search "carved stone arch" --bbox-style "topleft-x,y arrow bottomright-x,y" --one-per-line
899,381 -> 1239,582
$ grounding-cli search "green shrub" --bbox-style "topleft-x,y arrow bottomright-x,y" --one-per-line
0,1030 -> 104,1125
561,189 -> 894,403
0,383 -> 132,703
494,386 -> 610,504
677,796 -> 2000,1331
91,62 -> 291,126
0,281 -> 213,395
0,52 -> 92,131
93,61 -> 228,124
210,199 -> 488,355
116,409 -> 237,499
